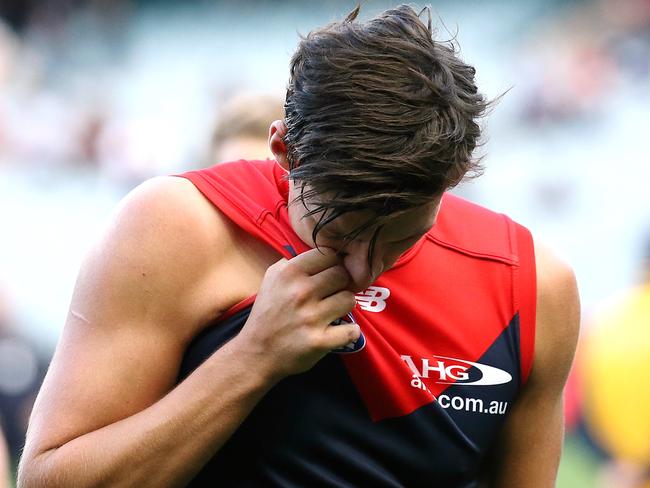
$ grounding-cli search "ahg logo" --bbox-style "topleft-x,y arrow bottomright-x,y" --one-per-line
355,286 -> 390,312
401,355 -> 512,386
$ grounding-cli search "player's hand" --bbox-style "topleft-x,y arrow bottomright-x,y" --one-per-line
232,247 -> 360,380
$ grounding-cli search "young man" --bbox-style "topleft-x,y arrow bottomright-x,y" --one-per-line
18,5 -> 579,487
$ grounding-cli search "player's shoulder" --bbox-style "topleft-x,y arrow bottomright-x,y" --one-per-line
429,193 -> 523,263
118,174 -> 219,223
75,175 -> 243,337
534,240 -> 580,332
530,240 -> 580,387
534,241 -> 577,294
109,175 -> 233,253
91,175 -> 240,301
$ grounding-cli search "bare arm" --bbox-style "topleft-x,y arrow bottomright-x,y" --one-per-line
488,241 -> 580,487
17,177 -> 358,488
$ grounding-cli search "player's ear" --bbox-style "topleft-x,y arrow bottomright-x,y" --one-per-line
269,120 -> 290,171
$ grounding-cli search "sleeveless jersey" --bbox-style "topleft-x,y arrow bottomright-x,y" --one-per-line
176,159 -> 537,487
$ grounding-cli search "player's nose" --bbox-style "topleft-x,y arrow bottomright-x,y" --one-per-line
340,242 -> 383,293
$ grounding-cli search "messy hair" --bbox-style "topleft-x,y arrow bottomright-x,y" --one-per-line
284,4 -> 492,247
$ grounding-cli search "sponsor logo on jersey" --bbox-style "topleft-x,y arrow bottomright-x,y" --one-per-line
404,355 -> 512,415
401,354 -> 512,386
355,286 -> 390,312
435,391 -> 509,415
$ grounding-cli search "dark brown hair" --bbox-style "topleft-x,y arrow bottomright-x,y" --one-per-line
283,4 -> 491,245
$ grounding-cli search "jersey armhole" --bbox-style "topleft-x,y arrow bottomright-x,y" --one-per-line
513,222 -> 537,386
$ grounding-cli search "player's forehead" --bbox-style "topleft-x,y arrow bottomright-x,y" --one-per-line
289,179 -> 441,236
301,194 -> 441,241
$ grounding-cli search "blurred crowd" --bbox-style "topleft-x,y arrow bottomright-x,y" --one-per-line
1,0 -> 649,486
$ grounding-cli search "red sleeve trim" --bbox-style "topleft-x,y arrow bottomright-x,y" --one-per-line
514,223 -> 537,386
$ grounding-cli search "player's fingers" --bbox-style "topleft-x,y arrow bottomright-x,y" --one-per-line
316,290 -> 357,326
320,322 -> 361,351
289,246 -> 340,275
310,264 -> 351,298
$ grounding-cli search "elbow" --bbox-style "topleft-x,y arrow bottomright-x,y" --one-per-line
18,447 -> 125,488
17,453 -> 47,488
17,458 -> 40,488
17,449 -> 66,488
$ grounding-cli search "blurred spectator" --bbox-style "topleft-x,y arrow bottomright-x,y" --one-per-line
0,19 -> 18,159
209,92 -> 284,164
0,20 -> 17,86
0,288 -> 48,477
0,0 -> 35,34
581,232 -> 650,487
516,5 -> 618,126
515,0 -> 650,128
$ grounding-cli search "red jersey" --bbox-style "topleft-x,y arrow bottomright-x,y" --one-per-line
176,159 -> 536,487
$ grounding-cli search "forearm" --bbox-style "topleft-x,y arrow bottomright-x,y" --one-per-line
18,337 -> 277,488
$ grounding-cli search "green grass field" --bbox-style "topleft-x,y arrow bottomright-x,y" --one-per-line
557,434 -> 602,488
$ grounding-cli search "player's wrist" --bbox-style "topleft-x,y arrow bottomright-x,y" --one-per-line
224,333 -> 287,387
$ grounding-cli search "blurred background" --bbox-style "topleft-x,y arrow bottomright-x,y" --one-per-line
0,0 -> 649,486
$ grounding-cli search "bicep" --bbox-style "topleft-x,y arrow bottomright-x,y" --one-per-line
28,307 -> 184,453
24,177 -> 224,456
488,241 -> 580,487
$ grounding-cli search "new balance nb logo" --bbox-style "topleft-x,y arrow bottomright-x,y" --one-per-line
355,286 -> 390,312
